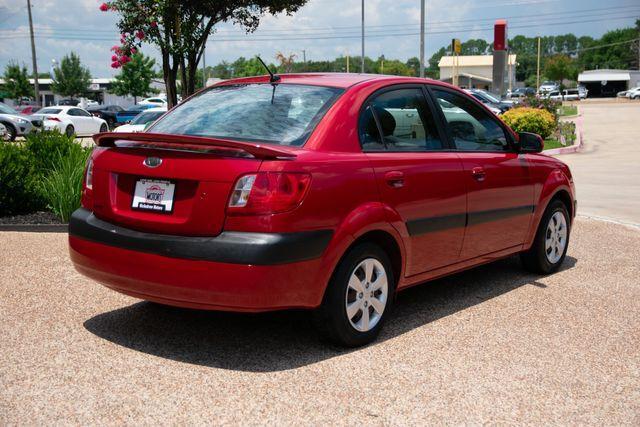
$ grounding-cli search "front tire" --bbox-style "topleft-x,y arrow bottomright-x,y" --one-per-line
313,242 -> 394,347
521,199 -> 570,274
2,123 -> 16,141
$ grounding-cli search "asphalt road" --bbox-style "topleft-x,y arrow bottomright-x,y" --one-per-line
1,217 -> 639,424
555,101 -> 640,227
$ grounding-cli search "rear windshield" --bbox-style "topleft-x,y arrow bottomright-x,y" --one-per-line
131,111 -> 165,125
148,83 -> 343,146
39,108 -> 62,114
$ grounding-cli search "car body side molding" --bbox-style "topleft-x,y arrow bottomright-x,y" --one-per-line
406,205 -> 535,236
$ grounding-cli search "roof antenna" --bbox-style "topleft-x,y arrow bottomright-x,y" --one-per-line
256,56 -> 281,84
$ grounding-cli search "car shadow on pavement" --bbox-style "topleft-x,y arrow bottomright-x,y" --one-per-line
84,255 -> 577,372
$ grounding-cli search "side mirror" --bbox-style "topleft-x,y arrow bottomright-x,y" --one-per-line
518,132 -> 544,153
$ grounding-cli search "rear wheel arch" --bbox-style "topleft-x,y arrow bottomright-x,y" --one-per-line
348,230 -> 403,290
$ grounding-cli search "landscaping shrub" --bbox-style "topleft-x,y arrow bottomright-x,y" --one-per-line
520,95 -> 561,120
0,130 -> 91,221
556,121 -> 577,146
39,143 -> 91,223
0,143 -> 42,216
502,107 -> 557,139
24,130 -> 77,174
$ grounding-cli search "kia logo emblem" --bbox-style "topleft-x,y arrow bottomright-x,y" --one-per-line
143,157 -> 162,168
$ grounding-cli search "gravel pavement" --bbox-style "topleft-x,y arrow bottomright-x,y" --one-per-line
1,217 -> 639,425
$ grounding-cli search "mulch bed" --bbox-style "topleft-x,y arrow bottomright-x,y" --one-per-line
0,212 -> 67,232
0,211 -> 64,225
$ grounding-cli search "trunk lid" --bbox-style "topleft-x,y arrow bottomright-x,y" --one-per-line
90,132 -> 297,236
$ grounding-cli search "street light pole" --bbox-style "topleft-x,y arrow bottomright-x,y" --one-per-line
420,0 -> 425,78
27,0 -> 40,105
361,0 -> 365,73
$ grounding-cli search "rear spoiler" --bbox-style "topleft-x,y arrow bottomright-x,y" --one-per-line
92,132 -> 297,160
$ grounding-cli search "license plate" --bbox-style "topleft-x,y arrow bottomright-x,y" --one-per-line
131,179 -> 175,213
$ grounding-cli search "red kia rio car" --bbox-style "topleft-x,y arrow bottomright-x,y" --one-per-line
69,73 -> 575,347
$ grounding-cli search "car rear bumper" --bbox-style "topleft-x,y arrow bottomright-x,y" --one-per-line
68,208 -> 332,311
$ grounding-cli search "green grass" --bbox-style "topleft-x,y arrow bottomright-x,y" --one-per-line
558,105 -> 578,116
543,139 -> 564,150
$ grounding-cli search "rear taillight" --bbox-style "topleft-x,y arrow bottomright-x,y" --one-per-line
85,157 -> 93,190
81,157 -> 94,209
47,117 -> 61,122
227,172 -> 311,215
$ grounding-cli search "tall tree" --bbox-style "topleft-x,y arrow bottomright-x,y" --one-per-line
110,53 -> 158,104
2,62 -> 32,102
275,52 -> 297,73
100,0 -> 309,108
51,53 -> 92,98
544,54 -> 578,91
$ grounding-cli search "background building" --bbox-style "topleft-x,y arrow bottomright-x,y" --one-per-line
577,69 -> 640,97
438,54 -> 517,91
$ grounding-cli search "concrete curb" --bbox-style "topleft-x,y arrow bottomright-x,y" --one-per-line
0,224 -> 68,233
545,114 -> 583,156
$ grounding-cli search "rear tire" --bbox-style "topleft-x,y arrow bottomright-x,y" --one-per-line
65,125 -> 74,137
520,199 -> 570,274
313,242 -> 395,347
99,123 -> 108,133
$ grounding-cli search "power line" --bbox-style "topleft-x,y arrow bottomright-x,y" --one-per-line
8,14 -> 638,43
3,3 -> 637,36
1,12 -> 637,42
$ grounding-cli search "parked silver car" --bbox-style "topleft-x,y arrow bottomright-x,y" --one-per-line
0,102 -> 40,141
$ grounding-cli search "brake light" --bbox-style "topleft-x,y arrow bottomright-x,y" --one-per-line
81,157 -> 94,209
227,172 -> 311,215
47,117 -> 61,122
85,157 -> 93,190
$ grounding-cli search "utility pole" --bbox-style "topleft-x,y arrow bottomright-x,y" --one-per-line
346,51 -> 350,73
27,0 -> 39,105
419,0 -> 425,77
361,0 -> 365,73
302,49 -> 306,71
536,37 -> 541,90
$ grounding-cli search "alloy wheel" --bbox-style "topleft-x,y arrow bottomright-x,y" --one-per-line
545,211 -> 567,264
344,258 -> 388,332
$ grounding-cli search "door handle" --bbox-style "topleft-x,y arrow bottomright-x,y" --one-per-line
384,171 -> 405,188
471,167 -> 486,182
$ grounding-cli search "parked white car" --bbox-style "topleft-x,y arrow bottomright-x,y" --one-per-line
113,107 -> 167,133
626,87 -> 640,100
139,96 -> 167,106
538,81 -> 559,94
34,106 -> 108,137
563,88 -> 580,101
578,85 -> 588,99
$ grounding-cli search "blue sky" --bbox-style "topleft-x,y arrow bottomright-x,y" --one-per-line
0,0 -> 638,77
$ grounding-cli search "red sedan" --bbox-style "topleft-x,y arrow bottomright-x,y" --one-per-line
69,73 -> 575,346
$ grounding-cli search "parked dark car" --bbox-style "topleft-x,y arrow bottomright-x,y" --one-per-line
510,87 -> 536,99
87,104 -> 124,129
115,104 -> 156,124
57,99 -> 80,106
465,89 -> 513,113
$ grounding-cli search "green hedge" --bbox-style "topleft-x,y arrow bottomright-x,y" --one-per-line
0,131 -> 91,219
501,107 -> 557,139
